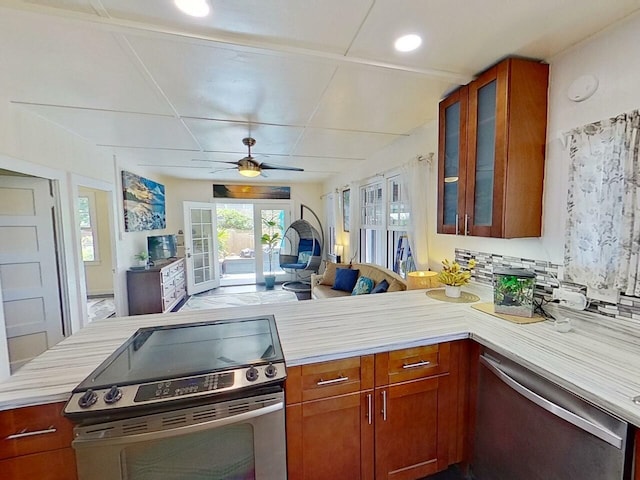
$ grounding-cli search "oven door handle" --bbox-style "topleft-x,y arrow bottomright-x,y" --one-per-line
72,401 -> 283,448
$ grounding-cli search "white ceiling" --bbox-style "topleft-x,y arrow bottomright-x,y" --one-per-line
2,0 -> 640,183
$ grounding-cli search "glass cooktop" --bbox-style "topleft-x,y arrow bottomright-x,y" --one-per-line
75,315 -> 284,391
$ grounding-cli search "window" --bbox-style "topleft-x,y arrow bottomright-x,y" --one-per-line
359,181 -> 385,265
387,176 -> 409,228
78,194 -> 99,263
358,174 -> 413,274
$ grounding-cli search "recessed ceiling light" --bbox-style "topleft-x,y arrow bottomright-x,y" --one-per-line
394,34 -> 422,52
174,0 -> 210,17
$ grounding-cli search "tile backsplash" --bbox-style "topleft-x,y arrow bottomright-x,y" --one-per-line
454,248 -> 640,321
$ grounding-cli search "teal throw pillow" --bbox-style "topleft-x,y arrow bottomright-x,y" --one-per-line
370,279 -> 389,294
351,276 -> 374,295
332,268 -> 359,292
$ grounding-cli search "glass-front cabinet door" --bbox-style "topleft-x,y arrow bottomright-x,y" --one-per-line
466,62 -> 508,237
437,86 -> 468,234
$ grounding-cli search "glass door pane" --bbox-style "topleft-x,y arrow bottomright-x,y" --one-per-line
216,203 -> 256,286
474,80 -> 497,226
443,101 -> 461,226
255,206 -> 289,283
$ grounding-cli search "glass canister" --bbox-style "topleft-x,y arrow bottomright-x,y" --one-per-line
493,268 -> 536,317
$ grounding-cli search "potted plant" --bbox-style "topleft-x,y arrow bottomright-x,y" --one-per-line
261,215 -> 282,290
134,250 -> 149,269
436,258 -> 476,298
493,268 -> 536,317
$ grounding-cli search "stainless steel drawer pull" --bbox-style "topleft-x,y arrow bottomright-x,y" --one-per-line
367,393 -> 372,425
402,360 -> 431,369
317,376 -> 349,386
6,426 -> 57,440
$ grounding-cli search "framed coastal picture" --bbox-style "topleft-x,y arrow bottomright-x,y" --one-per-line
342,189 -> 350,232
213,184 -> 291,199
122,171 -> 166,232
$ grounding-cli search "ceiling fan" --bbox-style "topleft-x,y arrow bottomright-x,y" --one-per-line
210,137 -> 304,178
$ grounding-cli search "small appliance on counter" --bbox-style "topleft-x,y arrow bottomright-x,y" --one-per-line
492,268 -> 536,317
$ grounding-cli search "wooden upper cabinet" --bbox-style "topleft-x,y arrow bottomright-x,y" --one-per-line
437,85 -> 468,235
437,57 -> 549,238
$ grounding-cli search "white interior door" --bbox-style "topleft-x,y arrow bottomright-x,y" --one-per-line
0,176 -> 64,372
183,202 -> 219,295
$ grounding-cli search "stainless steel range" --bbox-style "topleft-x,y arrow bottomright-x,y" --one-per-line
64,315 -> 287,480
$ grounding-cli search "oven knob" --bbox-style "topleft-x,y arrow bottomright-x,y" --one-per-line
246,366 -> 259,382
104,385 -> 123,404
78,389 -> 98,408
264,363 -> 278,379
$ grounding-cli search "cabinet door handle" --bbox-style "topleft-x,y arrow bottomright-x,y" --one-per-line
317,375 -> 348,386
6,426 -> 57,440
381,390 -> 387,421
464,214 -> 469,236
455,214 -> 459,235
402,360 -> 431,369
367,393 -> 372,425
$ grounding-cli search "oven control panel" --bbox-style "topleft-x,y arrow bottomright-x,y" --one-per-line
64,362 -> 287,416
135,372 -> 235,402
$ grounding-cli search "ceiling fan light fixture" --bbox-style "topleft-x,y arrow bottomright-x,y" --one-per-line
394,34 -> 422,52
174,0 -> 210,17
238,161 -> 261,178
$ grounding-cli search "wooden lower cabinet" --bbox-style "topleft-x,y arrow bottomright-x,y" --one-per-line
375,376 -> 449,480
286,341 -> 465,480
0,447 -> 77,480
287,391 -> 374,480
0,401 -> 78,480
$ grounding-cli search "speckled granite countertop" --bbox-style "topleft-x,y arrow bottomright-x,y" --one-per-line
1,284 -> 639,426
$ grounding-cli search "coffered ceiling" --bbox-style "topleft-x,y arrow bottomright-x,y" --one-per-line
1,0 -> 639,182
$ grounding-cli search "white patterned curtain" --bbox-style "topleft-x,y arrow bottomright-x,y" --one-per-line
565,111 -> 640,295
401,157 -> 430,270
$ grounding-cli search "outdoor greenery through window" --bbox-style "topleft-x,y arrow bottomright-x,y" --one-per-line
78,195 -> 98,262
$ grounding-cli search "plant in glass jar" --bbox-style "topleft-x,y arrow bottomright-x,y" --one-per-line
437,258 -> 476,297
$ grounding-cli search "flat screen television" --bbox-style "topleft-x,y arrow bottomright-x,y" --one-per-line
147,234 -> 178,262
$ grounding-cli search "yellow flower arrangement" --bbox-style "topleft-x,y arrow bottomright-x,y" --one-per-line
437,258 -> 477,286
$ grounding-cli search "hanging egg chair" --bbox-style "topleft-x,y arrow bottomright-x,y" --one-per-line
279,205 -> 324,291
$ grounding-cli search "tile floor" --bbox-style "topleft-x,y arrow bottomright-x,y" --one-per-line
87,296 -> 116,322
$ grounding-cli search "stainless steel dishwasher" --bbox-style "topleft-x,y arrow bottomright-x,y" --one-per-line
471,349 -> 632,480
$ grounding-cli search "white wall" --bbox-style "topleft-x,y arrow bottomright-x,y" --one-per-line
324,12 -> 640,272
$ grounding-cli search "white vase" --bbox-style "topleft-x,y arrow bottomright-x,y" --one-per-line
444,285 -> 461,298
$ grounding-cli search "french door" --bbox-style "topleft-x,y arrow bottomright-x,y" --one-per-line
183,202 -> 219,295
216,202 -> 290,287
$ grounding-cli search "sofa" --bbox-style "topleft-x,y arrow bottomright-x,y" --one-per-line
310,262 -> 407,299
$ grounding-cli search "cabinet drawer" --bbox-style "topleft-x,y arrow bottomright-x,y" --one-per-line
0,447 -> 77,480
169,262 -> 184,277
286,356 -> 374,404
0,402 -> 74,460
376,343 -> 450,386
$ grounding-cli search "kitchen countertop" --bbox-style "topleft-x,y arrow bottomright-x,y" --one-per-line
1,283 -> 640,427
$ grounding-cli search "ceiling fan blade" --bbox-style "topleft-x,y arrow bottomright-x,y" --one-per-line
193,159 -> 240,165
210,167 -> 237,174
259,162 -> 304,172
